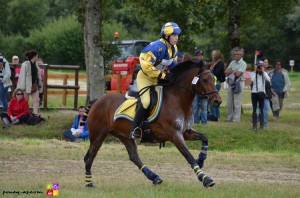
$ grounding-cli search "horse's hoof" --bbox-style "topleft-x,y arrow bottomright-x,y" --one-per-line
85,183 -> 95,188
153,176 -> 163,185
203,176 -> 215,188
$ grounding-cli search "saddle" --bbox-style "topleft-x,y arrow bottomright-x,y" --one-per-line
114,86 -> 163,142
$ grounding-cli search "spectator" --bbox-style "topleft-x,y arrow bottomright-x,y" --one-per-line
0,54 -> 12,113
269,60 -> 291,118
1,88 -> 30,128
225,48 -> 247,122
192,49 -> 208,125
37,59 -> 45,107
182,52 -> 192,61
250,60 -> 270,131
17,50 -> 43,115
257,58 -> 273,127
208,50 -> 225,121
11,55 -> 20,94
63,106 -> 89,142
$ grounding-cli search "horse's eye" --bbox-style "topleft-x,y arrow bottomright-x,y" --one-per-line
203,79 -> 208,83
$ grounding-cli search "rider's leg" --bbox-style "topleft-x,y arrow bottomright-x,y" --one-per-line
129,72 -> 153,139
129,101 -> 147,139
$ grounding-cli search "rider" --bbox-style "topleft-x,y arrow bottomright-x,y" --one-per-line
129,22 -> 181,139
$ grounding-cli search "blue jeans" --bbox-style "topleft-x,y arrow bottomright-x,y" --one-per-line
210,83 -> 221,118
192,94 -> 207,125
258,99 -> 270,126
0,81 -> 9,112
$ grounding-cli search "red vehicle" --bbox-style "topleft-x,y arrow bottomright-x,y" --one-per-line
107,38 -> 151,93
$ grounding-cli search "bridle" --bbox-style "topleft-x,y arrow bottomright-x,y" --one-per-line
170,69 -> 219,101
193,69 -> 219,100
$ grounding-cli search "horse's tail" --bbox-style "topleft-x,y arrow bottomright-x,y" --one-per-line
80,99 -> 97,126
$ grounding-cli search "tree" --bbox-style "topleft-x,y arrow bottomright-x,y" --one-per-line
6,0 -> 49,36
228,0 -> 240,51
83,0 -> 105,102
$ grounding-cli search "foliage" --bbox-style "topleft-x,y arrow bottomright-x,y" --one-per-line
47,0 -> 80,18
0,0 -> 299,70
6,0 -> 50,36
28,16 -> 85,67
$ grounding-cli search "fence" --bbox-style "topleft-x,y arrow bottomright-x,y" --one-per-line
10,63 -> 81,110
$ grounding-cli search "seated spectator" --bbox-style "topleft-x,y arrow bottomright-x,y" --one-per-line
64,106 -> 89,142
0,88 -> 30,128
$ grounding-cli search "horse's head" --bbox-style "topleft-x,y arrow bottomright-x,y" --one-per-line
170,59 -> 222,108
192,61 -> 222,108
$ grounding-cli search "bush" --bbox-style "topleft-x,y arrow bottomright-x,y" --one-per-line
27,16 -> 85,68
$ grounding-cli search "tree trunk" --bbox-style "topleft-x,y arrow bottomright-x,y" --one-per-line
228,0 -> 240,58
84,0 -> 105,103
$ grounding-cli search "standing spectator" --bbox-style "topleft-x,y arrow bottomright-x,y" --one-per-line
0,54 -> 12,113
63,106 -> 89,142
208,50 -> 225,121
182,52 -> 192,61
0,88 -> 30,128
269,60 -> 291,118
258,58 -> 273,127
11,55 -> 20,94
37,59 -> 45,107
17,50 -> 43,115
192,49 -> 208,125
225,48 -> 247,122
250,61 -> 270,131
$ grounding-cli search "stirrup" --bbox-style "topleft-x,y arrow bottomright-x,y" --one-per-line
129,127 -> 142,140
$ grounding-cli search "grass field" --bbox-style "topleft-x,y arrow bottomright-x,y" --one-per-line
0,72 -> 299,197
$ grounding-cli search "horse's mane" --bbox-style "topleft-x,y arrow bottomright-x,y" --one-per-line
170,59 -> 202,78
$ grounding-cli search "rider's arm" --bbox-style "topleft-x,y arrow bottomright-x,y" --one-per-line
139,50 -> 166,79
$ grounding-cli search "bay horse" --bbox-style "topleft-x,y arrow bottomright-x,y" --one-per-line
84,59 -> 222,188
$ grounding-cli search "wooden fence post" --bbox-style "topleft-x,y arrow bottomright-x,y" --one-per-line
62,75 -> 68,107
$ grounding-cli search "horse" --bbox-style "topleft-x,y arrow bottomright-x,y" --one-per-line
84,59 -> 222,188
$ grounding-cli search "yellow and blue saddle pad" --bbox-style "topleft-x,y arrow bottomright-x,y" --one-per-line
113,86 -> 163,124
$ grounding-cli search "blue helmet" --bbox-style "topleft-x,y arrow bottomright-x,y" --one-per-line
160,22 -> 181,39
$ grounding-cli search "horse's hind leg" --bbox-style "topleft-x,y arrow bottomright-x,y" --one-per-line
172,133 -> 215,188
183,128 -> 208,168
117,136 -> 163,185
84,132 -> 109,188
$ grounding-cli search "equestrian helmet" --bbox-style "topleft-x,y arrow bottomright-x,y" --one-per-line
160,22 -> 181,39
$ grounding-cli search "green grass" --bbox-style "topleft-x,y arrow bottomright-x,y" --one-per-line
0,72 -> 299,197
0,141 -> 299,198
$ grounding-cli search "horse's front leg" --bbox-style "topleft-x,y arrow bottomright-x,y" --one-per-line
183,128 -> 208,168
117,135 -> 163,185
172,133 -> 215,188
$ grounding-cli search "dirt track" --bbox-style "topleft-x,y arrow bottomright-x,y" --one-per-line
1,157 -> 299,184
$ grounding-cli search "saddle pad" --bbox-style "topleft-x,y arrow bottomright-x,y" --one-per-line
113,86 -> 163,123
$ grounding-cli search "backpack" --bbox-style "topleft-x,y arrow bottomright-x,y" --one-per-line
26,113 -> 45,125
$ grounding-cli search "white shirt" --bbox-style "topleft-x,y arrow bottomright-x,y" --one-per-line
250,71 -> 270,93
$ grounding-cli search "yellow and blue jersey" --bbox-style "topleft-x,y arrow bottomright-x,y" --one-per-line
139,38 -> 178,79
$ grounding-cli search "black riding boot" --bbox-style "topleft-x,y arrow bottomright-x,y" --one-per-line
252,112 -> 257,131
259,114 -> 264,131
129,103 -> 147,139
